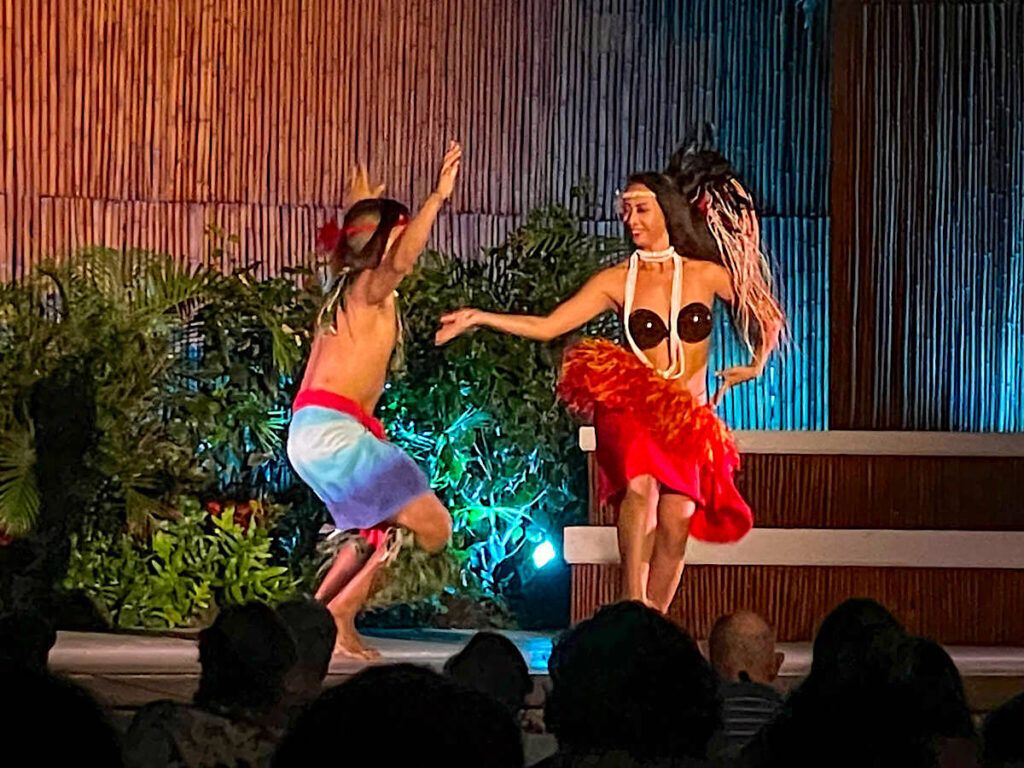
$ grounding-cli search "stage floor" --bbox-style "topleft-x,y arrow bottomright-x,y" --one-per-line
49,630 -> 1024,715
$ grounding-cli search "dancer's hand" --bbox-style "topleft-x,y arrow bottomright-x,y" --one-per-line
434,141 -> 462,200
711,364 -> 761,407
344,165 -> 385,207
435,308 -> 481,345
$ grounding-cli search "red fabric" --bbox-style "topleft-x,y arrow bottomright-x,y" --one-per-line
315,220 -> 343,253
557,338 -> 751,543
292,388 -> 389,544
359,527 -> 389,548
316,215 -> 410,253
292,389 -> 386,440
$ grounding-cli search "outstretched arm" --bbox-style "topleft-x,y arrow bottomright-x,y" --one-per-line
364,142 -> 461,303
435,268 -> 617,345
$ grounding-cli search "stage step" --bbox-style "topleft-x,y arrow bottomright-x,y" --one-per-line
571,428 -> 1024,645
563,527 -> 1024,569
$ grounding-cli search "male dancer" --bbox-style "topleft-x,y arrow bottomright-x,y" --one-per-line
288,142 -> 461,658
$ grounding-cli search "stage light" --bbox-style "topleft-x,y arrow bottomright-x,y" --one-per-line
532,540 -> 556,569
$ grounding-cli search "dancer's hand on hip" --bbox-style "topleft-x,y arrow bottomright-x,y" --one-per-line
435,308 -> 480,345
711,364 -> 761,408
435,141 -> 462,200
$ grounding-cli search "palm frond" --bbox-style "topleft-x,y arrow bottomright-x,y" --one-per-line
58,248 -> 219,321
0,424 -> 40,536
520,230 -> 588,257
124,487 -> 174,539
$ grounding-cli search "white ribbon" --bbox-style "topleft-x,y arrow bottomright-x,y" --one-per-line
622,247 -> 686,380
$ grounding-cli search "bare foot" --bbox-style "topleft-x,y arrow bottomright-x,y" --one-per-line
329,606 -> 382,663
332,620 -> 380,660
325,536 -> 395,661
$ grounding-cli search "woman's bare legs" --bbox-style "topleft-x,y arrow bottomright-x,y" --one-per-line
616,475 -> 660,604
646,492 -> 695,613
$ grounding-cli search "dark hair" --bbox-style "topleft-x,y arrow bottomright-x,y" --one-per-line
276,598 -> 336,682
273,663 -> 524,768
625,170 -> 721,265
3,662 -> 124,765
0,611 -> 57,670
810,597 -> 905,682
982,690 -> 1024,766
666,144 -> 745,202
443,630 -> 532,715
195,603 -> 298,713
332,198 -> 410,275
545,601 -> 720,761
893,636 -> 975,741
741,599 -> 931,766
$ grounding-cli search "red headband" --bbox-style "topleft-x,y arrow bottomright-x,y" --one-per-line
315,214 -> 409,253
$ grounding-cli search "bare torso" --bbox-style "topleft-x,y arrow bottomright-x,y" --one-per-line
298,274 -> 398,415
603,257 -> 726,403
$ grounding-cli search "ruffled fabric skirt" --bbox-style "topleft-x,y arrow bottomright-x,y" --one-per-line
557,338 -> 751,543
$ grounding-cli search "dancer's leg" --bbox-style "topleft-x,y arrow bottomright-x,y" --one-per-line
389,491 -> 451,553
616,475 -> 659,604
646,492 -> 695,613
327,492 -> 451,660
315,540 -> 369,605
326,543 -> 390,660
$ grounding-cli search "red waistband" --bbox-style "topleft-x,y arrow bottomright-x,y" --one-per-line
292,389 -> 386,440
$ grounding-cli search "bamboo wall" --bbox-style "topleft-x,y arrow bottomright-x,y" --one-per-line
573,564 -> 1024,645
1,0 -> 829,428
831,0 -> 1024,431
4,2 -> 1022,430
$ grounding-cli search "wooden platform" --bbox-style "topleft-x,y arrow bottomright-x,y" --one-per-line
49,629 -> 555,710
572,430 -> 1024,645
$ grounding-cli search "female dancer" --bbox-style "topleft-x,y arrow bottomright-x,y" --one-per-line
435,145 -> 783,612
288,143 -> 461,658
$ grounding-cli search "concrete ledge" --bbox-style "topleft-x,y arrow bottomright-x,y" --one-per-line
577,428 -> 1024,457
732,431 -> 1024,457
563,527 -> 1024,568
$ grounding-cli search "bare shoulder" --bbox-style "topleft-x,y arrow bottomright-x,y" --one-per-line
347,271 -> 396,309
597,261 -> 629,284
682,257 -> 726,277
684,258 -> 731,289
594,262 -> 629,294
589,263 -> 627,308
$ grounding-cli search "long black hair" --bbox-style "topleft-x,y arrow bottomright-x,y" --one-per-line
627,136 -> 784,353
624,170 -> 721,264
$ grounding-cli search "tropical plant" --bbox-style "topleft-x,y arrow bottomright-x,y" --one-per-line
4,201 -> 627,628
64,498 -> 295,629
0,247 -> 317,536
380,204 -> 626,602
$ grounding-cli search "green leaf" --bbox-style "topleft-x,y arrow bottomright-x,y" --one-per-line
0,424 -> 40,536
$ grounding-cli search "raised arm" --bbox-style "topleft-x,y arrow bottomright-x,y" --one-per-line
435,267 -> 618,346
363,142 -> 461,303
